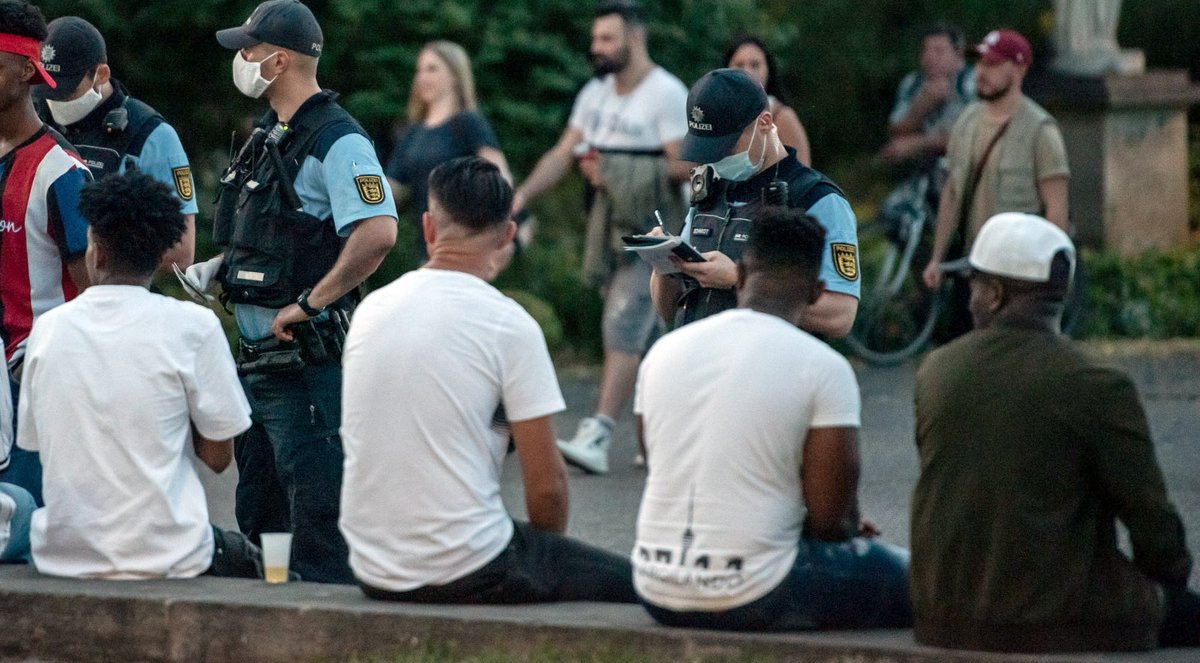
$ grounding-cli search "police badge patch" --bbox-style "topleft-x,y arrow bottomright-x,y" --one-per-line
355,175 -> 385,204
171,167 -> 194,201
831,243 -> 859,280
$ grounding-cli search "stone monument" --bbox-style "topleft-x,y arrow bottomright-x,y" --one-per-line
1028,0 -> 1200,255
1052,0 -> 1144,76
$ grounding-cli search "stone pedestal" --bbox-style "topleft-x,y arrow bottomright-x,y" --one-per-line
1028,69 -> 1200,255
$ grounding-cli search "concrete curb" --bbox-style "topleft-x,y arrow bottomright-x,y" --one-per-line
0,567 -> 1173,663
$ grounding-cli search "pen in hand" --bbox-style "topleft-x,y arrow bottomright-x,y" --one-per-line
654,210 -> 672,236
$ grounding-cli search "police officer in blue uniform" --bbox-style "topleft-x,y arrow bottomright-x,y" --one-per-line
651,69 -> 860,337
191,0 -> 397,584
35,16 -> 198,269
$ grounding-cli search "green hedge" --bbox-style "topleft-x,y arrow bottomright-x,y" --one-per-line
1078,249 -> 1200,339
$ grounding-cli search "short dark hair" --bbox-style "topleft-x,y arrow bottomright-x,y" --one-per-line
743,207 -> 826,284
80,172 -> 186,276
427,156 -> 513,232
922,22 -> 964,52
0,0 -> 47,41
723,35 -> 789,104
595,1 -> 644,27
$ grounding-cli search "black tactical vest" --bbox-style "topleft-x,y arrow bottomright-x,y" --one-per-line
677,159 -> 844,326
46,82 -> 163,180
214,92 -> 363,308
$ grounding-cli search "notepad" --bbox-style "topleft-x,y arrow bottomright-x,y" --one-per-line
621,234 -> 706,275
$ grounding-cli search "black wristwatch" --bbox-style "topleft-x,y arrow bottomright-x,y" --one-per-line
296,288 -> 325,317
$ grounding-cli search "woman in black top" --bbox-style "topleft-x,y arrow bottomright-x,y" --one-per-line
386,41 -> 512,257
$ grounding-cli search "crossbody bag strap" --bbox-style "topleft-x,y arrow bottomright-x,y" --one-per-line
953,119 -> 1011,251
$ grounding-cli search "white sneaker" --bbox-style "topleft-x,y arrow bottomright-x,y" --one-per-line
633,452 -> 646,468
557,417 -> 611,475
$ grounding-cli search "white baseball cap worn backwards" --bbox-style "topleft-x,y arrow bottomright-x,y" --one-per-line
941,212 -> 1075,283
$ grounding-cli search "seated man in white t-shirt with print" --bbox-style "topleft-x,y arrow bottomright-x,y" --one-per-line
633,208 -> 911,630
340,157 -> 635,603
17,172 -> 259,579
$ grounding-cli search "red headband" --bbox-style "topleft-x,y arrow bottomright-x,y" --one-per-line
0,33 -> 56,88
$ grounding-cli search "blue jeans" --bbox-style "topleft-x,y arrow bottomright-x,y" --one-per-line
361,520 -> 638,604
0,377 -> 42,506
0,482 -> 35,563
236,362 -> 352,584
643,538 -> 912,631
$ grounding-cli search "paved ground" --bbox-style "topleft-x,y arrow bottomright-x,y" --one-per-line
201,341 -> 1200,592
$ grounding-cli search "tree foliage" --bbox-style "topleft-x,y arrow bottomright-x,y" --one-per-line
34,0 -> 1197,179
32,0 -> 1200,350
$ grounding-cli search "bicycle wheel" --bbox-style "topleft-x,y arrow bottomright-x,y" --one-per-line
844,225 -> 945,365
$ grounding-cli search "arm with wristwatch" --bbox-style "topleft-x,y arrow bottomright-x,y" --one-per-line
183,213 -> 397,343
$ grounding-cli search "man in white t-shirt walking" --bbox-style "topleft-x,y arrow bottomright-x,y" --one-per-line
512,1 -> 689,475
17,172 -> 258,579
633,208 -> 911,630
341,157 -> 636,603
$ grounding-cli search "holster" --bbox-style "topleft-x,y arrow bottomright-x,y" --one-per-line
236,308 -> 349,376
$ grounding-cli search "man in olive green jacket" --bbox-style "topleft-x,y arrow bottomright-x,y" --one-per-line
912,213 -> 1198,653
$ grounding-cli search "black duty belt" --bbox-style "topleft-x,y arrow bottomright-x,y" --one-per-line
236,310 -> 349,376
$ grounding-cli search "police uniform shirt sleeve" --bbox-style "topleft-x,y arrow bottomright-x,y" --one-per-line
304,132 -> 398,237
807,193 -> 861,299
133,123 -> 200,216
1034,123 -> 1070,182
47,165 -> 91,260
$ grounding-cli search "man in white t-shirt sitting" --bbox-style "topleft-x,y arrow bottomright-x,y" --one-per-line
17,172 -> 259,579
341,157 -> 635,603
633,208 -> 911,630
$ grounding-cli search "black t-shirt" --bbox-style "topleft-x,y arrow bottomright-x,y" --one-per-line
385,110 -> 500,220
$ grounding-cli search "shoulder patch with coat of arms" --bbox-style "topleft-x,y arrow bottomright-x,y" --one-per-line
171,167 -> 194,201
355,174 -> 385,204
831,243 -> 859,280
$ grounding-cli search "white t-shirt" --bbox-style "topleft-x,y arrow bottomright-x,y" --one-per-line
0,361 -> 12,471
568,67 -> 688,151
340,268 -> 566,592
17,285 -> 251,579
632,309 -> 861,611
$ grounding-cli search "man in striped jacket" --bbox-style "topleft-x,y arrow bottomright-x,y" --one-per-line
0,0 -> 91,504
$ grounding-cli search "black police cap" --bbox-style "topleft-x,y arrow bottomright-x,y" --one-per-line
680,68 -> 768,164
39,17 -> 106,101
216,0 -> 323,58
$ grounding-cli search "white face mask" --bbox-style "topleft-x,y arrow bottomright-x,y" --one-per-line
710,124 -> 773,182
232,51 -> 279,99
46,84 -> 103,126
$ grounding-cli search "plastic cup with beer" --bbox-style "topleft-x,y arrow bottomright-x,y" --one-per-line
260,532 -> 293,584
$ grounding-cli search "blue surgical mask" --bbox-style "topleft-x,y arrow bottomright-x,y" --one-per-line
710,125 -> 772,182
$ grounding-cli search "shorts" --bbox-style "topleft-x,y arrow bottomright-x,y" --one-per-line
601,259 -> 660,355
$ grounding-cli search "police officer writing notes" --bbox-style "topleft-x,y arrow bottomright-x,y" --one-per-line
651,69 -> 860,335
189,0 -> 397,584
35,16 -> 197,270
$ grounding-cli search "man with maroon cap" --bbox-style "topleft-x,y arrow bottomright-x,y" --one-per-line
921,29 -> 1069,338
0,0 -> 90,507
